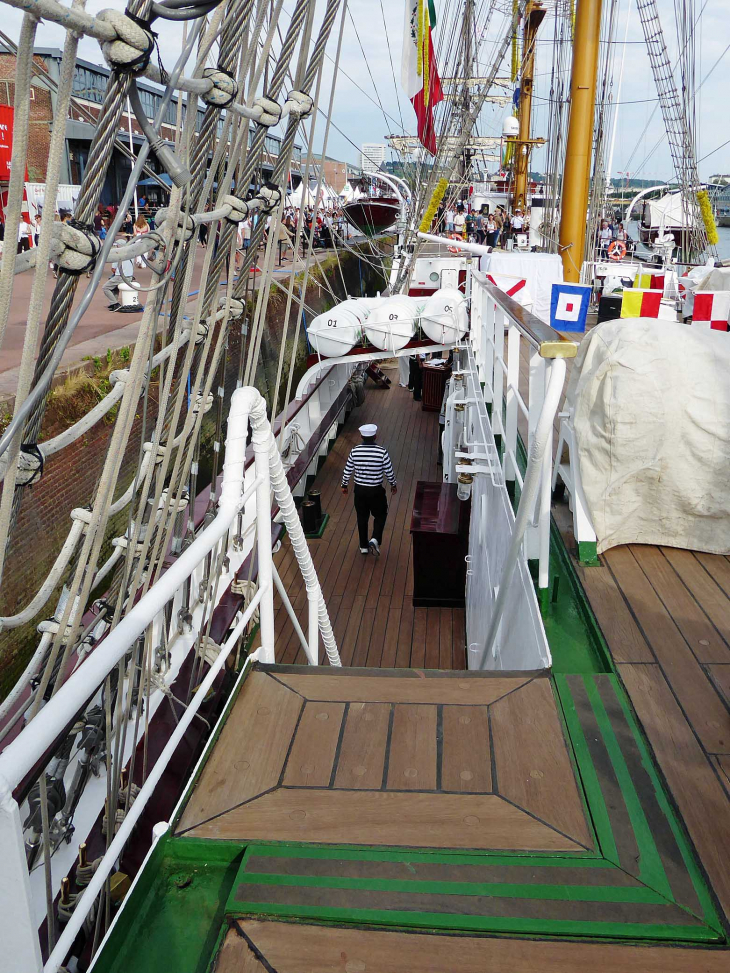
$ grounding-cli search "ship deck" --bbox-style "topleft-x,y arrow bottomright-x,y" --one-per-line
94,372 -> 730,972
544,354 -> 730,932
267,380 -> 465,669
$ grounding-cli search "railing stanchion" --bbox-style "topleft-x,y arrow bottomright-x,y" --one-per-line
505,325 -> 520,484
525,350 -> 546,559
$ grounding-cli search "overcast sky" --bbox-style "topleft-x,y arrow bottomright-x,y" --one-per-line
8,0 -> 729,181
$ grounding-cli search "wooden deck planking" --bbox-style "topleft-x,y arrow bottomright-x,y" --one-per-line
604,546 -> 729,754
618,664 -> 730,922
554,492 -> 730,926
491,678 -> 594,849
180,666 -> 588,854
216,920 -> 730,973
270,379 -> 465,670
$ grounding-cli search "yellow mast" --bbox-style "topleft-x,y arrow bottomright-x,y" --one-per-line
513,2 -> 546,212
558,0 -> 604,281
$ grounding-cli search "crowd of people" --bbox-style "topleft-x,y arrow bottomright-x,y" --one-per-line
440,203 -> 531,249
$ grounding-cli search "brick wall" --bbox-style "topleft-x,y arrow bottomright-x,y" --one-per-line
0,54 -> 53,181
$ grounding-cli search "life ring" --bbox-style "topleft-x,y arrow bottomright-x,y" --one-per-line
447,233 -> 463,254
608,240 -> 626,261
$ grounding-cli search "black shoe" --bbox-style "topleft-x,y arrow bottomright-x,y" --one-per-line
108,302 -> 121,311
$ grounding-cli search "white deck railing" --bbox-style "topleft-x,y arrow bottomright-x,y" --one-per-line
0,386 -> 342,973
443,270 -> 577,669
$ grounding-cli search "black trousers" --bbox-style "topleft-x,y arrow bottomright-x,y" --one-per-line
409,357 -> 422,401
354,485 -> 388,547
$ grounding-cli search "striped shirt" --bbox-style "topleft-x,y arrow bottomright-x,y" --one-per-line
341,443 -> 396,488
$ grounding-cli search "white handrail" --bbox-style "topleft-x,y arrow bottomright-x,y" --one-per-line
42,587 -> 266,973
0,386 -> 341,970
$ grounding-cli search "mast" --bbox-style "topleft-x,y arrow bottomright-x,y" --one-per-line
558,0 -> 604,282
513,1 -> 545,212
458,0 -> 476,186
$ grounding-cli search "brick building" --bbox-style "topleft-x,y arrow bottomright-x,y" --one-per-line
0,52 -> 53,181
0,44 -> 303,206
320,155 -> 362,195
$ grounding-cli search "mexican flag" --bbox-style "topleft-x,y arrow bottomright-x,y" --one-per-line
402,0 -> 443,155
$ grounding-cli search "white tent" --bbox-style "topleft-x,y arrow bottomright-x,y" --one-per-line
288,183 -> 338,207
287,183 -> 319,208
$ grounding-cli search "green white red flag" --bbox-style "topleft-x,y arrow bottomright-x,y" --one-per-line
402,0 -> 443,155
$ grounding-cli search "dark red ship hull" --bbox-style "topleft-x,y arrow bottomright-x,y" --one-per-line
342,196 -> 400,235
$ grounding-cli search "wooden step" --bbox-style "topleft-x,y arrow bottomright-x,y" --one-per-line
176,664 -> 592,853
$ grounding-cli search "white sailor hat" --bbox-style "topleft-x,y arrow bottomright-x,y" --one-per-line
359,423 -> 377,437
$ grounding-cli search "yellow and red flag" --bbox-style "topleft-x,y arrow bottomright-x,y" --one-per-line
633,269 -> 665,292
620,288 -> 662,318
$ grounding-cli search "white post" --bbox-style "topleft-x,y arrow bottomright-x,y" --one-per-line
525,350 -> 546,559
504,325 -> 520,484
253,437 -> 276,664
492,306 -> 505,436
482,292 -> 494,402
0,777 -> 42,972
538,417 -> 553,593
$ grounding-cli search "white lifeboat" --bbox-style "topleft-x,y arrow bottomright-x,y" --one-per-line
307,307 -> 362,357
364,296 -> 418,352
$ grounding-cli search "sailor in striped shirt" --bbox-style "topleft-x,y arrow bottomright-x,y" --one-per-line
341,423 -> 397,556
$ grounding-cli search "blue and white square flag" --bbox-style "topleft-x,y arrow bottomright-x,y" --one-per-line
549,282 -> 591,333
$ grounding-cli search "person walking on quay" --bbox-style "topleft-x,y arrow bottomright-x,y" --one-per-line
341,423 -> 397,557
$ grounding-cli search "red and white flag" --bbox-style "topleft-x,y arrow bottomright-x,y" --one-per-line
692,291 -> 730,331
402,0 -> 443,155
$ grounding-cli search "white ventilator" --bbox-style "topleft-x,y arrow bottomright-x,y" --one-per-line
307,307 -> 362,357
364,296 -> 418,352
420,288 -> 469,344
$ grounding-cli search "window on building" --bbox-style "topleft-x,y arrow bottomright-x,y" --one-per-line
72,66 -> 107,104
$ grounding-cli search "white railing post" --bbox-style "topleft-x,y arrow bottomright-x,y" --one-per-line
538,413 -> 553,598
504,325 -> 520,485
481,290 -> 493,402
253,436 -> 276,664
0,778 -> 42,973
492,306 -> 505,436
524,349 -> 546,559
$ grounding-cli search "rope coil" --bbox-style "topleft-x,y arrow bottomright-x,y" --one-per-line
255,181 -> 283,214
154,207 -> 196,242
221,194 -> 250,224
52,220 -> 101,276
285,89 -> 314,118
201,67 -> 238,107
97,9 -> 156,74
250,95 -> 282,126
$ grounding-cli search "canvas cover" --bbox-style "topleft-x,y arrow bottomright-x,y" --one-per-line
479,251 -> 563,321
567,317 -> 730,554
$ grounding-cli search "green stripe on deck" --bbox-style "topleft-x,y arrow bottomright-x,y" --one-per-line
224,845 -> 720,942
